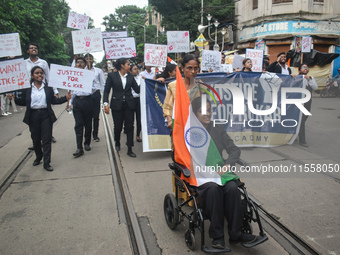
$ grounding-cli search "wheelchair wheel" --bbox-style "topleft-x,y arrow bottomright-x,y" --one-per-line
164,193 -> 179,230
185,230 -> 196,250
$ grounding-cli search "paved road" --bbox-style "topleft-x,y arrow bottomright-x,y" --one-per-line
0,93 -> 339,254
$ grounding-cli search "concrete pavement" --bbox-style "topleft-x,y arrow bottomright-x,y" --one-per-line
0,94 -> 339,254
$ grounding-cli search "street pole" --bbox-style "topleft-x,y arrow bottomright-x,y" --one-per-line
201,0 -> 204,25
144,25 -> 146,43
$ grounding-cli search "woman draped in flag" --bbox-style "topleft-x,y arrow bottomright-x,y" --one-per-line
190,97 -> 258,249
163,54 -> 202,129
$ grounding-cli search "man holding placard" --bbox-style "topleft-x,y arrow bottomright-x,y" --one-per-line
25,42 -> 59,143
71,57 -> 93,158
84,53 -> 105,142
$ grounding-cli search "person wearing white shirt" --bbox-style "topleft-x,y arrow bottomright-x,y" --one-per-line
85,53 -> 105,142
103,58 -> 140,158
130,64 -> 142,142
140,65 -> 155,79
14,66 -> 70,171
71,57 -> 93,158
25,42 -> 58,144
298,63 -> 318,147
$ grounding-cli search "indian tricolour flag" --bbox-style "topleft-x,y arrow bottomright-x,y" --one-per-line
173,67 -> 239,187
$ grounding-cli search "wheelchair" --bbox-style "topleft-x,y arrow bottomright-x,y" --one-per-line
163,159 -> 268,253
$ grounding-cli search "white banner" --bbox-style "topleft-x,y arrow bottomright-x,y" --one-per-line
0,33 -> 22,58
67,11 -> 90,30
104,37 -> 137,59
72,28 -> 103,54
201,50 -> 221,72
144,44 -> 167,67
246,48 -> 264,72
0,59 -> 30,93
302,36 -> 312,53
232,54 -> 245,70
102,31 -> 128,39
167,31 -> 190,53
49,64 -> 94,93
221,64 -> 233,73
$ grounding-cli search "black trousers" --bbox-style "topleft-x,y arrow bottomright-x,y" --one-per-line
134,97 -> 141,137
29,109 -> 52,166
299,101 -> 311,144
112,101 -> 134,148
197,181 -> 244,240
91,90 -> 101,138
73,96 -> 93,149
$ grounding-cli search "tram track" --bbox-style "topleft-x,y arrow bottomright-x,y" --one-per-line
0,107 -> 325,254
102,110 -> 148,255
247,192 -> 321,255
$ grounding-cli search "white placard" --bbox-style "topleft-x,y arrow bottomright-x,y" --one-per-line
0,33 -> 22,58
167,31 -> 190,53
246,48 -> 263,72
67,11 -> 90,30
221,64 -> 233,73
232,54 -> 245,70
72,28 -> 103,54
201,50 -> 222,72
104,37 -> 137,59
102,31 -> 128,39
49,64 -> 94,93
0,59 -> 30,93
302,36 -> 312,53
144,44 -> 167,67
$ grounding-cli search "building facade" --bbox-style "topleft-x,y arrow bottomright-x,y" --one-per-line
235,0 -> 340,64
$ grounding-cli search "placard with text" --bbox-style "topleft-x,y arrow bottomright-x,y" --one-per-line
0,33 -> 22,58
72,28 -> 103,54
67,12 -> 90,30
167,31 -> 190,53
144,44 -> 167,67
0,59 -> 30,93
102,31 -> 128,39
104,37 -> 137,59
49,64 -> 94,93
246,48 -> 264,72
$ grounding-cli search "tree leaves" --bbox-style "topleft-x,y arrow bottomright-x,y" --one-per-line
0,0 -> 71,65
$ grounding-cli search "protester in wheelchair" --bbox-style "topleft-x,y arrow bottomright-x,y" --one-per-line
186,97 -> 259,249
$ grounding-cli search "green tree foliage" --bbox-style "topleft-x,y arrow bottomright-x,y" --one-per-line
0,0 -> 71,64
102,5 -> 152,63
149,0 -> 235,42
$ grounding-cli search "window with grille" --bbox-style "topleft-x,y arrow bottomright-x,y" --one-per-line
253,0 -> 258,9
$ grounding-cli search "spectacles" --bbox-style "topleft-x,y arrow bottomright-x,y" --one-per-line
29,47 -> 38,50
301,66 -> 309,70
76,61 -> 85,64
185,66 -> 199,72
